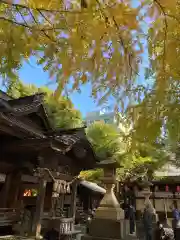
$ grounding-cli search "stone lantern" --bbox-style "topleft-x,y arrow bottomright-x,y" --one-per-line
136,177 -> 157,240
82,159 -> 125,240
139,177 -> 157,219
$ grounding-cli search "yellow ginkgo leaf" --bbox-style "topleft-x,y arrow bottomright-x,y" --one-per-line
81,74 -> 87,83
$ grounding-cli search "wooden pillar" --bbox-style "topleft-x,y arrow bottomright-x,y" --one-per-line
69,180 -> 78,219
0,171 -> 22,208
32,177 -> 47,239
8,171 -> 22,208
0,173 -> 12,208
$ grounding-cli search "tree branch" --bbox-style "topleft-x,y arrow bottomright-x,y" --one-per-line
0,16 -> 65,31
95,0 -> 139,78
0,0 -> 83,14
37,9 -> 53,26
15,6 -> 28,25
27,8 -> 56,42
0,16 -> 31,28
112,15 -> 139,78
153,0 -> 168,72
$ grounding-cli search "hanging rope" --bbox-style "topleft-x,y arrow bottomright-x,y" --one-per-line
36,167 -> 79,184
35,167 -> 80,219
35,167 -> 80,196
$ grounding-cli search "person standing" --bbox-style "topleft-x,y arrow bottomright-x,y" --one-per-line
170,203 -> 180,240
122,184 -> 136,235
129,204 -> 136,235
143,202 -> 154,240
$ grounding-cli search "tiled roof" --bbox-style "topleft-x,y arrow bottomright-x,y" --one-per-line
0,113 -> 46,138
0,90 -> 12,100
0,93 -> 52,131
0,93 -> 44,115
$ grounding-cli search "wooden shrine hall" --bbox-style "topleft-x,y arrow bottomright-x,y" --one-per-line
0,90 -> 98,238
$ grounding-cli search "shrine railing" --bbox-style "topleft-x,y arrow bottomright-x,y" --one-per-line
135,191 -> 174,198
0,208 -> 20,226
43,217 -> 80,236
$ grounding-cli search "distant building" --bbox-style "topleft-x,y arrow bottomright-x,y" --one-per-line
85,110 -> 115,125
84,106 -> 131,135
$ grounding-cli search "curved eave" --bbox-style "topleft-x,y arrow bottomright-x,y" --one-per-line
79,138 -> 99,164
49,126 -> 99,168
49,126 -> 87,136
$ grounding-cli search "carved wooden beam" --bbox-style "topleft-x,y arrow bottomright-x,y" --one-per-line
0,122 -> 26,138
0,138 -> 74,154
0,162 -> 17,174
0,138 -> 52,153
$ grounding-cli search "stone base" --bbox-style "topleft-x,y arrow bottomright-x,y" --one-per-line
88,218 -> 122,239
82,218 -> 139,240
82,235 -> 120,240
81,234 -> 138,240
95,207 -> 124,220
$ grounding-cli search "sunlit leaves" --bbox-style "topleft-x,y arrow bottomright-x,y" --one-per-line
0,0 -> 142,103
125,0 -> 180,148
79,169 -> 103,184
86,121 -> 128,160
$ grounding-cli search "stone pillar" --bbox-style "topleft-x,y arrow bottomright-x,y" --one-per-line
143,186 -> 158,239
142,182 -> 158,222
82,159 -> 125,240
136,180 -> 158,240
32,168 -> 47,239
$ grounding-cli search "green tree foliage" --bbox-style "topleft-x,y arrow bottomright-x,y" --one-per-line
6,77 -> 39,98
118,147 -> 169,182
80,121 -> 129,182
86,121 -> 127,160
80,120 -> 171,182
79,169 -> 103,184
6,79 -> 83,129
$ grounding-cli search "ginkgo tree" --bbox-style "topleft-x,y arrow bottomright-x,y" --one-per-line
0,0 -> 180,147
0,0 -> 141,97
127,0 -> 180,148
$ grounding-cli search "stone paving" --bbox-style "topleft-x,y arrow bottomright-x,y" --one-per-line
0,225 -> 140,240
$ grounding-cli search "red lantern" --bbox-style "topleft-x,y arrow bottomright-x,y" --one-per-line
165,185 -> 169,192
177,186 -> 180,192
